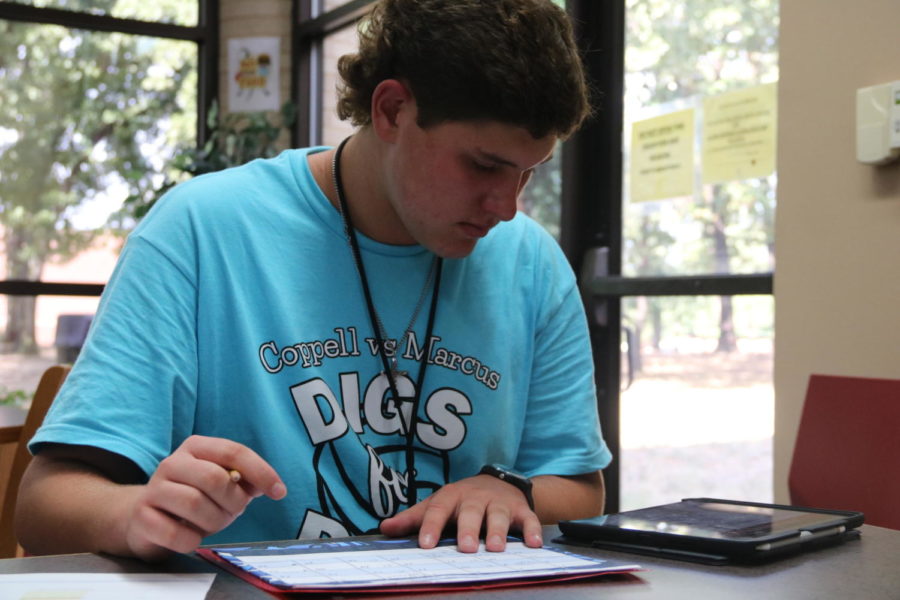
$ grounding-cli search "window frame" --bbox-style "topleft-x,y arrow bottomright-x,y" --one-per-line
292,0 -> 373,147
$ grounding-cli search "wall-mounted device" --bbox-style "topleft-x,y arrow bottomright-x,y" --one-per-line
856,80 -> 900,165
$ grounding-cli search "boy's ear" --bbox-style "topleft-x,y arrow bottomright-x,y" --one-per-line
371,79 -> 415,142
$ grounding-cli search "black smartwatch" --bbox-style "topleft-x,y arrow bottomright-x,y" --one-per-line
478,464 -> 535,510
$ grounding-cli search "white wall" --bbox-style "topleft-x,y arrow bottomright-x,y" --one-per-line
773,0 -> 900,501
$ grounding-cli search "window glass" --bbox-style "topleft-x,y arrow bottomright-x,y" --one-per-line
619,295 -> 774,510
0,294 -> 100,402
623,0 -> 779,277
1,18 -> 197,396
5,0 -> 199,26
322,0 -> 355,12
0,20 -> 197,277
619,0 -> 778,511
518,148 -> 561,240
320,24 -> 359,147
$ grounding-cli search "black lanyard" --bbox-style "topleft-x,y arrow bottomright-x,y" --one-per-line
332,137 -> 443,508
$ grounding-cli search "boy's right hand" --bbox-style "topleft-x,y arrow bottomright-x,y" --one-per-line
122,435 -> 287,560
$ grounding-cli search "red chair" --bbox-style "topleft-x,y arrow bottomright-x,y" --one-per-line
789,374 -> 900,530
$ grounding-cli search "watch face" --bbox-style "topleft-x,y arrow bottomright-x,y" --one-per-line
498,469 -> 528,486
480,464 -> 534,509
484,464 -> 515,475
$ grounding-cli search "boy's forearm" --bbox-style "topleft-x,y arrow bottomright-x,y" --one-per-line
15,455 -> 142,558
532,471 -> 605,524
17,435 -> 287,561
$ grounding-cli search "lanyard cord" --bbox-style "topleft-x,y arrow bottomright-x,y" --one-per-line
332,136 -> 443,507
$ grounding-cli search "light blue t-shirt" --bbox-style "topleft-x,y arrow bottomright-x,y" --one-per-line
32,148 -> 611,544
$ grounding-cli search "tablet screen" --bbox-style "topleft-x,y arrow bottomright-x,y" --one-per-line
600,499 -> 841,539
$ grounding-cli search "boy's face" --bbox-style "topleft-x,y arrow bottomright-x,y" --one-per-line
382,111 -> 557,259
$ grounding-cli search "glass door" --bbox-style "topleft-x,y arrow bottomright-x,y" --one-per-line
567,0 -> 778,512
618,0 -> 779,510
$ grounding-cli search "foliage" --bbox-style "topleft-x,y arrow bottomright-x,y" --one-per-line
0,386 -> 28,408
0,0 -> 196,352
121,100 -> 297,221
518,146 -> 562,240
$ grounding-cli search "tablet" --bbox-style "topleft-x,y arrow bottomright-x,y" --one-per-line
557,498 -> 864,565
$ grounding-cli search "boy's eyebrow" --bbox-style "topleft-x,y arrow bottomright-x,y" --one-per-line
476,149 -> 555,170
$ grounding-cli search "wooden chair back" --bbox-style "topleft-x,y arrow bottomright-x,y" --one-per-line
0,364 -> 70,558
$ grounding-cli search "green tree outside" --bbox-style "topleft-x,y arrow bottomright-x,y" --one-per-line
0,0 -> 197,353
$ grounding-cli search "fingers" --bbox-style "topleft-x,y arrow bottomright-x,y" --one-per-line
518,510 -> 544,549
181,435 -> 287,500
126,491 -> 207,557
379,503 -> 426,539
379,475 -> 541,554
457,494 -> 541,553
124,435 -> 286,558
416,497 -> 456,550
146,459 -> 244,531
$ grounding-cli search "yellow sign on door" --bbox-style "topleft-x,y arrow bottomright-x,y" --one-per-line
702,83 -> 777,184
630,109 -> 695,203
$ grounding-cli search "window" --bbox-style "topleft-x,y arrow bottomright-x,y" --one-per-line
0,1 -> 214,403
294,1 -> 370,148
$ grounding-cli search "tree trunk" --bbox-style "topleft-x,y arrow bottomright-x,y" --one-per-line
3,296 -> 38,354
716,295 -> 737,353
3,226 -> 42,354
710,185 -> 737,353
650,299 -> 663,351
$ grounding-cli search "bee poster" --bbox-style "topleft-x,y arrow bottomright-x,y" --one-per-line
228,36 -> 281,112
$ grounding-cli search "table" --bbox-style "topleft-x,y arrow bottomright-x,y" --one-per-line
2,525 -> 898,599
0,405 -> 26,444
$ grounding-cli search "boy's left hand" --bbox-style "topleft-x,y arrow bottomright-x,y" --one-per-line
378,474 -> 542,552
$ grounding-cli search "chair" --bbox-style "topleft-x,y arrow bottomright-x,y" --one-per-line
789,373 -> 900,530
0,364 -> 70,558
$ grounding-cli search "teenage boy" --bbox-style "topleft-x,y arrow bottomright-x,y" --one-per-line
17,0 -> 611,561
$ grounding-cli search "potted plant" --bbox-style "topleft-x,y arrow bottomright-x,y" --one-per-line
123,100 -> 296,220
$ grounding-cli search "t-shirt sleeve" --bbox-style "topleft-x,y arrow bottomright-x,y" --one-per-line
514,237 -> 612,478
30,204 -> 200,478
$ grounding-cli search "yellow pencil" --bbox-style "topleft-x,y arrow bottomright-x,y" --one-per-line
228,469 -> 242,483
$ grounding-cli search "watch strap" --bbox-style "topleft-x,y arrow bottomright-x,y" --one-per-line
478,464 -> 535,510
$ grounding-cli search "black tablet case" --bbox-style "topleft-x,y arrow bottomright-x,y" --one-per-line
557,498 -> 864,565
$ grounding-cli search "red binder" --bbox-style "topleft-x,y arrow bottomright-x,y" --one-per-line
196,537 -> 641,594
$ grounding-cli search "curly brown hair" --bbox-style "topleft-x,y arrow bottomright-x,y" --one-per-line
336,0 -> 592,139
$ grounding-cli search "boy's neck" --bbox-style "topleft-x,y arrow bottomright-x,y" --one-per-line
310,129 -> 413,246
